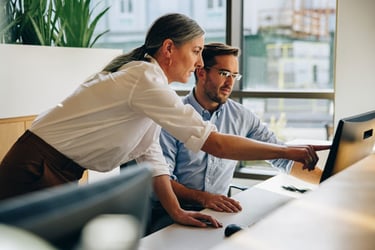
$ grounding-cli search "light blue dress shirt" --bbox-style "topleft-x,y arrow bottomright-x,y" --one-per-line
160,90 -> 292,195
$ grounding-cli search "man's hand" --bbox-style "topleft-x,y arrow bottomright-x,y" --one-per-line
170,208 -> 223,228
200,192 -> 242,213
171,180 -> 242,213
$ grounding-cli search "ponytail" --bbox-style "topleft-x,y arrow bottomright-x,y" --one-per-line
102,13 -> 204,73
102,44 -> 147,72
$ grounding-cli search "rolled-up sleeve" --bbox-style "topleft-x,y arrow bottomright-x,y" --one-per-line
135,129 -> 171,177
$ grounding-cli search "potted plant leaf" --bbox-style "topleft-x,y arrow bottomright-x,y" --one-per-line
0,0 -> 109,47
54,0 -> 110,47
0,0 -> 18,43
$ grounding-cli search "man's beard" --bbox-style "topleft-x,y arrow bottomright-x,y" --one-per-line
205,89 -> 228,105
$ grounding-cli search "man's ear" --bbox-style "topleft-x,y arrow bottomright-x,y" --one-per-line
196,67 -> 206,79
194,67 -> 207,85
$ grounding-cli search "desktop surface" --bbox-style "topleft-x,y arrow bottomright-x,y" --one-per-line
139,181 -> 294,250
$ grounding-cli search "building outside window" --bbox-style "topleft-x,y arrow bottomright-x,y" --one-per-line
239,0 -> 336,172
92,0 -> 336,174
120,0 -> 133,14
93,0 -> 225,53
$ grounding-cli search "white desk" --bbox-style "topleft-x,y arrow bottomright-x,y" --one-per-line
211,154 -> 375,250
138,173 -> 310,250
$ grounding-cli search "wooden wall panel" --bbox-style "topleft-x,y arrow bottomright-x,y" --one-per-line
0,115 -> 88,184
0,115 -> 36,161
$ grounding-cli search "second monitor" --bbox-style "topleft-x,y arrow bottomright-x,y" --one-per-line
320,110 -> 375,182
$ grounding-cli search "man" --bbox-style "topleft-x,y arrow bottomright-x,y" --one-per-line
149,42 -> 319,232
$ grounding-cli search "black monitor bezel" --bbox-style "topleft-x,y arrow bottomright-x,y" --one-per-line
320,110 -> 375,182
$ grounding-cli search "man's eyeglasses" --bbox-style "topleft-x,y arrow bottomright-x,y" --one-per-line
205,66 -> 242,81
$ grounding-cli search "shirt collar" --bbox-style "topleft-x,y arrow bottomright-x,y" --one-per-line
144,54 -> 168,84
144,53 -> 156,63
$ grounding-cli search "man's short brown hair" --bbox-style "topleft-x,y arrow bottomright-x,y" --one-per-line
202,42 -> 240,68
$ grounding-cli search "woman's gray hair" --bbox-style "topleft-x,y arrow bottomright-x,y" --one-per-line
103,13 -> 205,72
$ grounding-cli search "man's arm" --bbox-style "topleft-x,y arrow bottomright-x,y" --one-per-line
171,180 -> 242,213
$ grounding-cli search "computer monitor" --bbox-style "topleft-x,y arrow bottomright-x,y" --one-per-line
320,110 -> 375,182
0,163 -> 153,249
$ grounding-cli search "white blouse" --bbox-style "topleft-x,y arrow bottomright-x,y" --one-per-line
30,57 -> 216,176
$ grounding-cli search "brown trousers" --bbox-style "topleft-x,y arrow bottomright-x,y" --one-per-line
0,130 -> 85,201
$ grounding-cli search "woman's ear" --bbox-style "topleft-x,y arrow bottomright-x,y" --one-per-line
161,39 -> 174,57
158,39 -> 175,67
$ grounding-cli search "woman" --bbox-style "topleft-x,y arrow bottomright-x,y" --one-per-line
0,13 -> 328,228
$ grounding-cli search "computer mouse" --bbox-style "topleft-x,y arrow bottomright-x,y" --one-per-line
224,224 -> 243,237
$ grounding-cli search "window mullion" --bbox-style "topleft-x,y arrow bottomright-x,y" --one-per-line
226,0 -> 243,93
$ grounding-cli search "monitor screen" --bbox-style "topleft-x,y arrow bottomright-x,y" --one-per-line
320,110 -> 375,182
0,163 -> 153,249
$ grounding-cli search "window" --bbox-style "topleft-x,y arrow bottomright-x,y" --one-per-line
240,0 -> 336,135
238,0 -> 336,173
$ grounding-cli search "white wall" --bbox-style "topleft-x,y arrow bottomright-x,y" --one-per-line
0,44 -> 122,118
0,44 -> 123,180
334,0 -> 375,125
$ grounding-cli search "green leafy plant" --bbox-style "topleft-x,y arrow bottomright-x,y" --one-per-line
22,0 -> 59,45
0,0 -> 109,47
54,0 -> 109,48
0,0 -> 18,43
